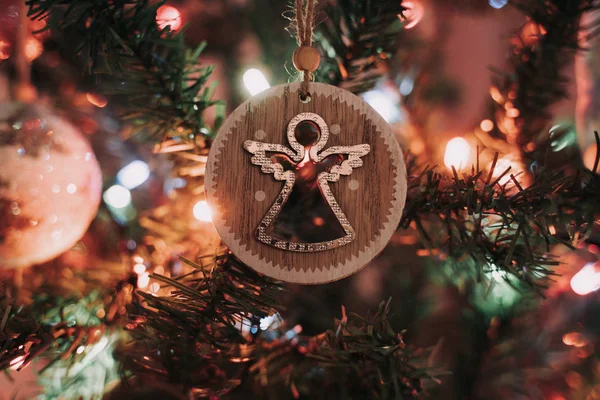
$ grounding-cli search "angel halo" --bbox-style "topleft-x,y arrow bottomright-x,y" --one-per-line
244,112 -> 370,252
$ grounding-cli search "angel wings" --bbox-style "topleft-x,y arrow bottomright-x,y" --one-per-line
243,112 -> 370,253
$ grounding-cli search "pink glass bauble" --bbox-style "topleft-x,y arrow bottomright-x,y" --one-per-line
0,103 -> 102,268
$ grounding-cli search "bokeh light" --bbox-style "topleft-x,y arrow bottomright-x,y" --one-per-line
117,160 -> 150,190
243,68 -> 271,96
480,119 -> 494,132
489,0 -> 508,9
363,89 -> 402,123
193,200 -> 213,222
571,262 -> 600,295
156,5 -> 182,31
24,37 -> 43,62
103,185 -> 132,209
0,39 -> 11,60
444,137 -> 471,170
86,93 -> 108,108
401,1 -> 424,30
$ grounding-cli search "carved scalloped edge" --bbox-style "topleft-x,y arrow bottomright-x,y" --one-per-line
206,82 -> 407,284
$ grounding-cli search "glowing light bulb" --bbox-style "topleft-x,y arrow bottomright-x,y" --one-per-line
103,185 -> 132,209
193,200 -> 212,222
243,68 -> 271,96
117,160 -> 150,189
156,5 -> 182,31
444,137 -> 470,170
400,1 -> 424,30
571,262 -> 600,295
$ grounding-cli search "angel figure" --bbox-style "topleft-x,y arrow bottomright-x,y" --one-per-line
244,112 -> 370,252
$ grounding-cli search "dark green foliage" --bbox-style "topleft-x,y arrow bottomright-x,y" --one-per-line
118,259 -> 429,398
491,0 -> 599,150
402,147 -> 600,290
5,0 -> 600,398
315,0 -> 406,93
27,0 -> 223,140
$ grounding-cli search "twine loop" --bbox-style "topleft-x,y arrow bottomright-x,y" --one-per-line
294,0 -> 317,97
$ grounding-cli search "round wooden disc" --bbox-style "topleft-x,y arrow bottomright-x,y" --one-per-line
206,82 -> 406,284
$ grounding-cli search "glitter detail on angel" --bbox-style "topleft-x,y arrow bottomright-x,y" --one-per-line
244,112 -> 370,252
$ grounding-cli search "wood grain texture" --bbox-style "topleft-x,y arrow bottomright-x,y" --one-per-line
206,82 -> 407,284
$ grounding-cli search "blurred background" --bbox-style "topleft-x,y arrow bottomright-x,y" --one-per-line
0,0 -> 599,399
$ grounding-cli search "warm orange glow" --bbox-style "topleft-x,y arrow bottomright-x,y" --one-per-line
156,5 -> 182,31
86,93 -> 108,108
490,86 -> 503,103
562,332 -> 588,348
493,158 -> 513,185
565,371 -> 582,389
444,137 -> 470,170
548,395 -> 566,400
0,39 -> 11,60
506,108 -> 520,118
583,143 -> 599,172
519,22 -> 547,47
480,119 -> 494,132
24,37 -> 43,62
30,19 -> 50,40
400,1 -> 424,30
571,262 -> 600,295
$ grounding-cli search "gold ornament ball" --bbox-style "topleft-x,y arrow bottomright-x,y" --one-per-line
293,46 -> 321,72
0,103 -> 102,268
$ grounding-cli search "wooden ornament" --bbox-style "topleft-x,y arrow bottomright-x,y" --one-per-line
206,82 -> 407,284
292,46 -> 321,72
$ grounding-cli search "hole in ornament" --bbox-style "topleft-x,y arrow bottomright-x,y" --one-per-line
294,120 -> 321,147
299,92 -> 312,103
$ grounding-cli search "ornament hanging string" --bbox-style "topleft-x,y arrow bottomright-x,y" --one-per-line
294,0 -> 318,98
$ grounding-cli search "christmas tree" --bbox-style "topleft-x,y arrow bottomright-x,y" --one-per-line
0,0 -> 599,398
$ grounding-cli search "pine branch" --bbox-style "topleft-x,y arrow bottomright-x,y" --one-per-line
115,253 -> 283,395
490,0 -> 600,152
26,0 -> 223,141
116,261 -> 431,398
402,147 -> 600,290
247,300 -> 429,399
0,261 -> 133,398
314,0 -> 406,93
